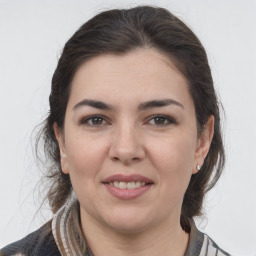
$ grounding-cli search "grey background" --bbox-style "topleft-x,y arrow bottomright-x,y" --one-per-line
0,1 -> 256,255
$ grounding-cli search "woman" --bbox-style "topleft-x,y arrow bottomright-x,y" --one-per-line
1,5 -> 230,256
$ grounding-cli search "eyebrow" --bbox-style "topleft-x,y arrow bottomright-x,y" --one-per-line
73,99 -> 113,111
138,99 -> 184,110
73,98 -> 184,111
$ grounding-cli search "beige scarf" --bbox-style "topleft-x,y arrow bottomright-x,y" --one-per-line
52,194 -> 92,256
51,193 -> 229,256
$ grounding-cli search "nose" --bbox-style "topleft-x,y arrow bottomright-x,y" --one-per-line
108,123 -> 145,165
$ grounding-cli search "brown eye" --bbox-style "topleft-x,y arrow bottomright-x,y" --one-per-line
153,117 -> 168,125
79,115 -> 107,126
90,117 -> 104,125
148,115 -> 176,126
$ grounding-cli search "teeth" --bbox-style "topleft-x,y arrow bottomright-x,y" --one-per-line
110,181 -> 147,189
119,181 -> 126,189
136,181 -> 145,188
127,181 -> 135,189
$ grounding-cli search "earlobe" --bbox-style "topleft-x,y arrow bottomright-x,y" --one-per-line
193,115 -> 215,174
53,123 -> 69,174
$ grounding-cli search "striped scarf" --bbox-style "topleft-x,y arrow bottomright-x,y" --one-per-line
52,195 -> 92,256
51,194 -> 230,256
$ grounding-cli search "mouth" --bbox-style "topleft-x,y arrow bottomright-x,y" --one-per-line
102,174 -> 154,199
103,181 -> 153,190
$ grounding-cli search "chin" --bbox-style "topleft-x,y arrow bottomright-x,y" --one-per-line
101,207 -> 155,234
106,219 -> 150,234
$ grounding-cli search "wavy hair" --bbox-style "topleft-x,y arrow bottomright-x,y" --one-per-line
37,5 -> 225,232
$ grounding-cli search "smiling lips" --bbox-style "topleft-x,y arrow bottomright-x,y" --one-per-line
109,181 -> 147,189
103,174 -> 153,200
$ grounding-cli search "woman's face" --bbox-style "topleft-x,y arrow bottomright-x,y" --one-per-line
56,48 -> 213,234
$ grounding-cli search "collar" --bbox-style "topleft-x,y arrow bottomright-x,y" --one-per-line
52,196 -> 204,256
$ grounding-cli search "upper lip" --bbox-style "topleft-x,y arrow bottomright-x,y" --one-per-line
103,174 -> 153,183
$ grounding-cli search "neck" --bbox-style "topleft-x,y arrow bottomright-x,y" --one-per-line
80,209 -> 189,256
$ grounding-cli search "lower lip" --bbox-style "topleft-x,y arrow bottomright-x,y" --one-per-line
104,184 -> 153,200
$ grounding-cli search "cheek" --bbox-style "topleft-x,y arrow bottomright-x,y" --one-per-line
150,133 -> 196,168
149,134 -> 196,188
64,136 -> 108,204
65,134 -> 108,178
153,141 -> 195,215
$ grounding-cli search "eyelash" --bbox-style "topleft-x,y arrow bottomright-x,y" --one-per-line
79,115 -> 108,126
79,114 -> 176,127
147,115 -> 176,126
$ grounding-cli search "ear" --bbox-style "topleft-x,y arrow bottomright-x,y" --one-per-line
53,123 -> 69,174
193,115 -> 214,174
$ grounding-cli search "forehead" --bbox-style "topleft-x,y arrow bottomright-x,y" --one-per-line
69,48 -> 193,109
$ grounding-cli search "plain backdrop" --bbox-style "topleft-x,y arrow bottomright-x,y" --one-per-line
0,1 -> 256,255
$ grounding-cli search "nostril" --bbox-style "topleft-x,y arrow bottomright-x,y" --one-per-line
111,156 -> 140,164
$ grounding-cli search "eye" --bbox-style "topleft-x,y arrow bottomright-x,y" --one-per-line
79,115 -> 108,126
147,115 -> 176,126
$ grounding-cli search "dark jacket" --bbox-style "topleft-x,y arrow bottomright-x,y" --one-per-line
1,220 -> 230,256
0,221 -> 60,256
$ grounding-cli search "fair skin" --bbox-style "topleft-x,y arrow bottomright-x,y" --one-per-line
54,48 -> 214,256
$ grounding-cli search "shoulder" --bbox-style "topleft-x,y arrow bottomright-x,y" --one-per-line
0,220 -> 60,256
186,220 -> 231,256
202,234 -> 231,256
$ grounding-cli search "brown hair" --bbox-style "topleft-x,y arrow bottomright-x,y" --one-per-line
38,5 -> 225,232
